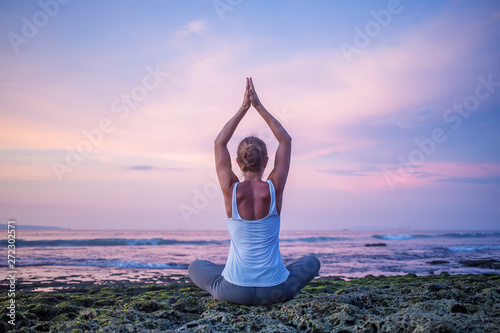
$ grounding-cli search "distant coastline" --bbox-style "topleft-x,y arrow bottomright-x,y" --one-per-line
0,224 -> 69,230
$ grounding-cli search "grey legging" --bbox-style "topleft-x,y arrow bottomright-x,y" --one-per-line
188,255 -> 321,305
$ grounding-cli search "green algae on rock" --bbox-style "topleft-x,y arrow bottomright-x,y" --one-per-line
1,273 -> 499,332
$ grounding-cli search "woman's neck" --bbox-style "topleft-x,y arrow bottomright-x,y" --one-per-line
241,170 -> 263,181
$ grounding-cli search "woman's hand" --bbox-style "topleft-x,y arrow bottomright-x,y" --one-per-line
248,77 -> 263,108
241,78 -> 251,110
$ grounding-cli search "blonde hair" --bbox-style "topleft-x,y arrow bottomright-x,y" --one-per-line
237,136 -> 268,172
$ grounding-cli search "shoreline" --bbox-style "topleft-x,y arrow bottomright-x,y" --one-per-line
1,273 -> 499,332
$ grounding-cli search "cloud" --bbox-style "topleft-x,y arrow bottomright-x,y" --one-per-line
319,165 -> 381,177
433,176 -> 500,185
174,20 -> 209,38
127,165 -> 155,171
125,165 -> 186,171
367,107 -> 442,129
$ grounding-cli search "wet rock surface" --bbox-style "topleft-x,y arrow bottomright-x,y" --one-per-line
1,273 -> 499,332
426,260 -> 450,265
460,259 -> 500,269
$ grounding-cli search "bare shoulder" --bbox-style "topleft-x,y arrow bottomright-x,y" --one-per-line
266,176 -> 284,196
222,180 -> 239,218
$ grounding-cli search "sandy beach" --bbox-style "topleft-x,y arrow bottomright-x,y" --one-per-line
1,273 -> 499,332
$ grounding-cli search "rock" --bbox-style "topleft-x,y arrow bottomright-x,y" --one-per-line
4,274 -> 500,332
365,243 -> 387,247
427,260 -> 450,265
427,283 -> 447,292
450,303 -> 468,314
460,259 -> 500,269
130,299 -> 164,312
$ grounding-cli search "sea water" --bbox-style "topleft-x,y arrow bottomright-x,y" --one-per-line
1,229 -> 499,285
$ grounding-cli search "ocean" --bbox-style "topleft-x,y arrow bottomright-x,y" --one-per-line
2,229 -> 499,289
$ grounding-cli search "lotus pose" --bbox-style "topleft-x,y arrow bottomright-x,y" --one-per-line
188,78 -> 320,305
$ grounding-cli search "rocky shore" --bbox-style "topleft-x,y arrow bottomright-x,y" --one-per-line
1,273 -> 499,332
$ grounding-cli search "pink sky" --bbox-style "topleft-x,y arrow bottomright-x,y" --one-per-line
1,1 -> 499,230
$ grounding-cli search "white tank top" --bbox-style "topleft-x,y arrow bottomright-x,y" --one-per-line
221,180 -> 290,287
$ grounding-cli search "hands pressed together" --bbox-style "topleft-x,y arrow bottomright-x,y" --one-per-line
241,77 -> 262,111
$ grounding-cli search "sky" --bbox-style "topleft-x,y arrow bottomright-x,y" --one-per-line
1,0 -> 499,231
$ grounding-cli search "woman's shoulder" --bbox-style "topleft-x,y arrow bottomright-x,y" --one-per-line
265,177 -> 280,193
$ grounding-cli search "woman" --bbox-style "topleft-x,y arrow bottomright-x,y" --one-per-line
188,78 -> 320,305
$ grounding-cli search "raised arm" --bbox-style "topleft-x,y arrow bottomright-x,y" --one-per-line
214,78 -> 251,193
248,78 -> 291,194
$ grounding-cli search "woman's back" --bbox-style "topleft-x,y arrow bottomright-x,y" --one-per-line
233,180 -> 272,221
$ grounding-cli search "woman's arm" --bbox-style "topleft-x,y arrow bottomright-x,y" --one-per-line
248,78 -> 291,194
214,78 -> 251,192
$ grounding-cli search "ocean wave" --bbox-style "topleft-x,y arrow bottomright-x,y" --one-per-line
281,237 -> 347,243
373,232 -> 500,241
447,245 -> 500,252
372,234 -> 421,240
0,238 -> 227,247
1,258 -> 189,269
441,232 -> 500,238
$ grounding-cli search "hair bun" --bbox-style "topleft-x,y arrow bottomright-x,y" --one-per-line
242,144 -> 261,168
237,136 -> 268,172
